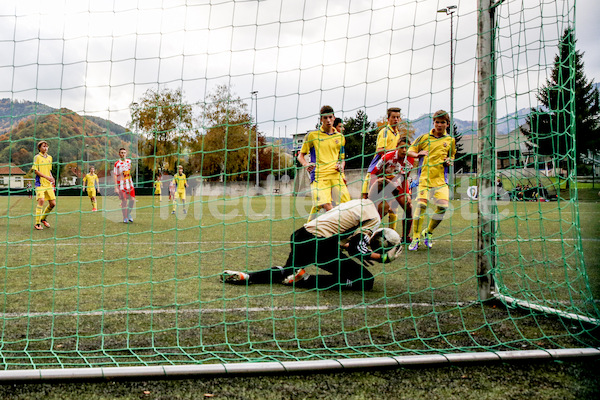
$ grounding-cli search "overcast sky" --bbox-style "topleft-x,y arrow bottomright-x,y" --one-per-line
0,0 -> 596,137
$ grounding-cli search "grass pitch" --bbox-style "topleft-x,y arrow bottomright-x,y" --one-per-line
1,193 -> 598,372
0,193 -> 599,399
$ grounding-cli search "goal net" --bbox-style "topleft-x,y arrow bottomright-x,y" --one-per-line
0,0 -> 598,374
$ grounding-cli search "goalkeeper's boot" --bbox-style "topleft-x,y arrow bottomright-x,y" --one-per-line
34,224 -> 43,230
408,239 -> 419,251
282,268 -> 308,285
421,229 -> 433,249
41,219 -> 51,228
221,270 -> 250,285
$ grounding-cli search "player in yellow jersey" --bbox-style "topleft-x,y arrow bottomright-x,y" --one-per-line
298,105 -> 350,221
82,166 -> 99,211
32,140 -> 56,230
154,174 -> 162,202
171,165 -> 188,214
407,110 -> 456,251
361,108 -> 403,230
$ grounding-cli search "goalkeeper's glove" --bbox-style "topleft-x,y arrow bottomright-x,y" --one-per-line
346,233 -> 371,258
379,244 -> 402,263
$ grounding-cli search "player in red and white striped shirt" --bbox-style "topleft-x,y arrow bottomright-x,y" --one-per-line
113,147 -> 136,223
368,137 -> 414,244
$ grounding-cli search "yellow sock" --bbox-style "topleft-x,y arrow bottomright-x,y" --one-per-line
388,212 -> 397,230
427,207 -> 447,234
41,205 -> 51,221
93,200 -> 97,209
35,205 -> 43,225
413,204 -> 426,240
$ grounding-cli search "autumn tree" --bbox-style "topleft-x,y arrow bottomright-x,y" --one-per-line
191,85 -> 267,182
11,147 -> 31,167
129,88 -> 194,174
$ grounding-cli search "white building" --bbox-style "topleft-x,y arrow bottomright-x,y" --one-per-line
292,132 -> 308,155
0,163 -> 28,189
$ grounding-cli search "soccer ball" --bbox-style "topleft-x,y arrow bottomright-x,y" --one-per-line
370,228 -> 401,251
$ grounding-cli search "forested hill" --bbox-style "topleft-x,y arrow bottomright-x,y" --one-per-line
0,105 -> 136,171
0,99 -> 128,135
0,98 -> 57,133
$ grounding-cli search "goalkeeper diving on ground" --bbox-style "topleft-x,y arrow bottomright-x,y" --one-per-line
221,187 -> 402,291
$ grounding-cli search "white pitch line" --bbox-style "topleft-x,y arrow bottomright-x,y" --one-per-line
3,237 -> 599,246
3,299 -> 596,319
0,301 -> 475,318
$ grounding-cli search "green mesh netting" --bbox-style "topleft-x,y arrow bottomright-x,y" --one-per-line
0,0 -> 598,371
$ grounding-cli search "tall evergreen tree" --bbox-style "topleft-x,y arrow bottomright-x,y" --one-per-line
341,110 -> 377,169
521,28 -> 600,165
451,123 -> 470,172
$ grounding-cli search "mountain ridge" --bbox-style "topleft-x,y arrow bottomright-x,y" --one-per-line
0,102 -> 135,171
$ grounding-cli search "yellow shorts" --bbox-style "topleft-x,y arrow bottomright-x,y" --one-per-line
155,189 -> 161,195
36,186 -> 56,201
87,188 -> 97,198
175,190 -> 186,201
311,175 -> 350,206
416,184 -> 449,204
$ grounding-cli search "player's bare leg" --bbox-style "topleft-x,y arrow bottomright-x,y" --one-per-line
118,191 -> 129,223
127,197 -> 135,222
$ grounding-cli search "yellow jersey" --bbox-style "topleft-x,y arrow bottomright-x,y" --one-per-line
83,173 -> 98,190
173,173 -> 187,191
154,180 -> 162,193
300,127 -> 345,182
32,152 -> 53,188
376,124 -> 401,152
409,129 -> 456,188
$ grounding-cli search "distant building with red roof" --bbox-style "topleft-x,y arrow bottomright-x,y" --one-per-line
0,163 -> 28,189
